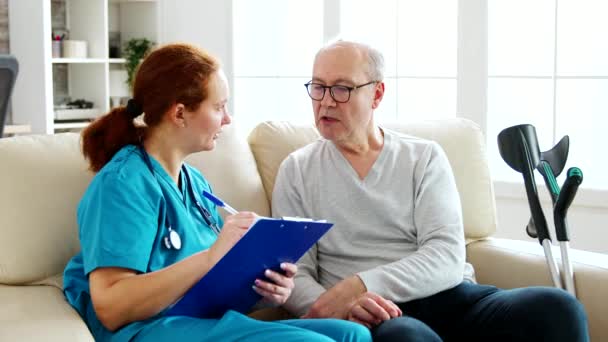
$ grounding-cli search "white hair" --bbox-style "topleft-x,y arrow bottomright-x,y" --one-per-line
317,39 -> 385,81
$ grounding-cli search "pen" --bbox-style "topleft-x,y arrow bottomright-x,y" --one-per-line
202,190 -> 239,215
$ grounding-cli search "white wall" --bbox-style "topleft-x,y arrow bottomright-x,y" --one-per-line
159,0 -> 234,112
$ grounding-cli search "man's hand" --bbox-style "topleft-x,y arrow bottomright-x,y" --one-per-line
301,275 -> 367,319
347,292 -> 402,328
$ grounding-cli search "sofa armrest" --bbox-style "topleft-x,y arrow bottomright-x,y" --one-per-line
467,237 -> 608,341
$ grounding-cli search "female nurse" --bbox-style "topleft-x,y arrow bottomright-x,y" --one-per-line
62,43 -> 371,342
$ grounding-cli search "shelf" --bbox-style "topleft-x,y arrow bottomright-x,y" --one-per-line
9,0 -> 159,135
52,58 -> 107,64
54,121 -> 92,130
3,124 -> 31,135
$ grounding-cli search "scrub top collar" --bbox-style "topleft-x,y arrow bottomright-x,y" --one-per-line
138,146 -> 221,235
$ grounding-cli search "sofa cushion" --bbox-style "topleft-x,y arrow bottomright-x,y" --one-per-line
247,121 -> 322,200
186,124 -> 270,218
0,133 -> 90,285
467,238 -> 608,342
248,118 -> 496,239
0,284 -> 93,341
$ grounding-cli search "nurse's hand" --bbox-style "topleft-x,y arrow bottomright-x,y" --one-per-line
252,262 -> 297,305
209,212 -> 257,264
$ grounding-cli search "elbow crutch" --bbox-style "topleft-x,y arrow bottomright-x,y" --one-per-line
498,125 -> 562,289
498,124 -> 582,297
530,138 -> 582,297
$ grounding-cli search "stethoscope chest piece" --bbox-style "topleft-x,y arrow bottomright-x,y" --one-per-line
164,227 -> 182,250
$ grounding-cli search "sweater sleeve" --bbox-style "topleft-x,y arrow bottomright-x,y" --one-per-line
357,142 -> 466,303
272,155 -> 327,316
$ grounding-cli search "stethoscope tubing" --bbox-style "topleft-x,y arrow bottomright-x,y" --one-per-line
139,146 -> 220,249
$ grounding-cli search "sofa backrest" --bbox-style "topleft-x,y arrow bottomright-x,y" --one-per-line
248,118 -> 497,240
0,133 -> 90,285
186,124 -> 270,218
0,124 -> 268,286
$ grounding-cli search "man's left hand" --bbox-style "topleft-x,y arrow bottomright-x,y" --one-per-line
301,275 -> 366,319
347,292 -> 402,328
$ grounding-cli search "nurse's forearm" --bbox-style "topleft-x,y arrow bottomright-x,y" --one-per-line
89,250 -> 215,332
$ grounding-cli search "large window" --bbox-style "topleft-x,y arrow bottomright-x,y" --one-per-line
233,0 -> 323,134
233,0 -> 457,133
341,0 -> 457,122
233,0 -> 607,192
488,0 -> 608,190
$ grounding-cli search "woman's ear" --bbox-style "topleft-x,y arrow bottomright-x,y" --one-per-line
170,103 -> 187,128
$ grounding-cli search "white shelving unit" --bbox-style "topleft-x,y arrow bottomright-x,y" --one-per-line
53,121 -> 91,130
9,0 -> 160,134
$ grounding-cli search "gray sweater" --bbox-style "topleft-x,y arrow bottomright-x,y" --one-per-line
272,129 -> 473,317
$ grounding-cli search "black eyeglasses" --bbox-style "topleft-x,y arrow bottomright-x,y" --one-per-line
304,81 -> 377,103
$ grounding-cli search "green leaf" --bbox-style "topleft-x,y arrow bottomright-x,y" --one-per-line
123,38 -> 154,90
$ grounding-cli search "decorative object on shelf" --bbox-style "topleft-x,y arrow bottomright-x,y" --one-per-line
109,31 -> 121,58
54,98 -> 99,121
66,99 -> 94,109
51,32 -> 65,58
62,40 -> 88,58
123,38 -> 154,89
52,41 -> 62,58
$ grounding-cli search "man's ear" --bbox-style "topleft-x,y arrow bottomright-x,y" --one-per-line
170,103 -> 187,128
371,82 -> 385,110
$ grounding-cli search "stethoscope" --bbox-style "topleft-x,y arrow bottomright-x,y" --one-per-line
139,146 -> 221,250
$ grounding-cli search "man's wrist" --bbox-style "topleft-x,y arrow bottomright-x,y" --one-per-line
346,275 -> 367,297
341,276 -> 367,312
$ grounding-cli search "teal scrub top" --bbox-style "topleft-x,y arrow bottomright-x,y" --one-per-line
63,145 -> 224,341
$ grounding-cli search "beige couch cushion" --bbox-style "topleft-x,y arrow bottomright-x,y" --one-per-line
467,238 -> 608,342
247,121 -> 322,201
248,118 -> 496,239
0,134 -> 90,285
0,284 -> 93,341
186,124 -> 270,218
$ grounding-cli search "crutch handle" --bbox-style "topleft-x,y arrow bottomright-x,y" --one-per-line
554,167 -> 583,241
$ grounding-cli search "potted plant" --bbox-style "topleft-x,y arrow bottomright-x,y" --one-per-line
123,38 -> 154,89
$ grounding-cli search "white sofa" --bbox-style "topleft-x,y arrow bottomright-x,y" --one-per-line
1,118 -> 606,341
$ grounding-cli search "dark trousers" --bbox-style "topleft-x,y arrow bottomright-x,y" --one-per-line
371,282 -> 589,342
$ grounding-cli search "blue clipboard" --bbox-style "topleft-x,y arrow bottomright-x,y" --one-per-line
165,217 -> 333,318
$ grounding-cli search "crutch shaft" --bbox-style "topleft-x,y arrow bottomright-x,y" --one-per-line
542,239 -> 563,289
560,241 -> 576,297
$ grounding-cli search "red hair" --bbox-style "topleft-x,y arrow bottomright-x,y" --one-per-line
81,43 -> 220,172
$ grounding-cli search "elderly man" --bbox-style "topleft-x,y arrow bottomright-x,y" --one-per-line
272,40 -> 589,342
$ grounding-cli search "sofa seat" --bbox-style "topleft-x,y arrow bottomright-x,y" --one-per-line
0,284 -> 93,340
468,237 -> 608,341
